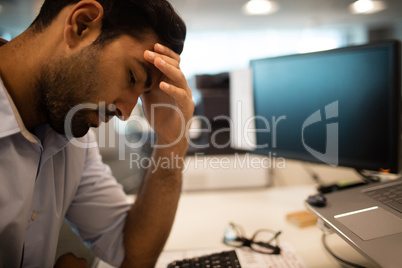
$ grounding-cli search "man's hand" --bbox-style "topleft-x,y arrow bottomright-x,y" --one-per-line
121,44 -> 193,268
142,43 -> 194,154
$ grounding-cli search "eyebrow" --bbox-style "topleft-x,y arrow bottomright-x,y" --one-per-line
136,59 -> 153,89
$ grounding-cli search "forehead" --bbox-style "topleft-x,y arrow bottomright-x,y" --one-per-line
112,34 -> 163,87
119,33 -> 159,53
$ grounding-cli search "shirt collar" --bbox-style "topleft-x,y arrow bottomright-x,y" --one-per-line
0,78 -> 71,152
0,39 -> 21,138
0,79 -> 25,138
0,38 -> 41,143
0,41 -> 71,152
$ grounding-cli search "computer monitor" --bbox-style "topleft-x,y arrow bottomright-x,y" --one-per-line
251,40 -> 401,173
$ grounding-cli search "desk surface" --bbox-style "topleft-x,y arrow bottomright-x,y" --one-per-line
163,185 -> 374,267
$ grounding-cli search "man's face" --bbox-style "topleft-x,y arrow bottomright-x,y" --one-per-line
37,34 -> 162,137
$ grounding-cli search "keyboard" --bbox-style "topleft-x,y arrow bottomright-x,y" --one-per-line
364,180 -> 402,213
167,250 -> 241,268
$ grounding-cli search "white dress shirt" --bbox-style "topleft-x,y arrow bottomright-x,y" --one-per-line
0,78 -> 132,267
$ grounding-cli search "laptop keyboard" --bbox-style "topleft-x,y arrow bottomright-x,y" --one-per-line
364,181 -> 402,213
167,250 -> 241,268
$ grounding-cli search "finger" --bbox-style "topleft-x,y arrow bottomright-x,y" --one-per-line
154,57 -> 188,89
160,81 -> 192,104
154,43 -> 181,63
144,50 -> 180,69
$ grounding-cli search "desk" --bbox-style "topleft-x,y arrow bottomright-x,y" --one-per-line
96,185 -> 374,268
161,185 -> 374,267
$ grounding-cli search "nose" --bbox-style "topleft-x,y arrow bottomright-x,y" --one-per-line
114,96 -> 139,121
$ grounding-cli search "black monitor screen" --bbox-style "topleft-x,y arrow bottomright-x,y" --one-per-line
251,41 -> 401,173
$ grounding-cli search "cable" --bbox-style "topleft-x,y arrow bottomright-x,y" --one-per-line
321,233 -> 366,268
302,163 -> 323,185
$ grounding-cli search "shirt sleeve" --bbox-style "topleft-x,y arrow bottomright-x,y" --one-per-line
65,130 -> 132,267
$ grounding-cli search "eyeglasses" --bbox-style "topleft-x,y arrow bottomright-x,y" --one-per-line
223,222 -> 281,255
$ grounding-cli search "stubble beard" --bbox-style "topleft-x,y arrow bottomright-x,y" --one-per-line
36,46 -> 101,138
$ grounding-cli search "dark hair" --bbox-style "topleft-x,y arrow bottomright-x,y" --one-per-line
30,0 -> 186,54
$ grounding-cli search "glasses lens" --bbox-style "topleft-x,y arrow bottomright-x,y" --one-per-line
250,230 -> 280,254
223,224 -> 243,247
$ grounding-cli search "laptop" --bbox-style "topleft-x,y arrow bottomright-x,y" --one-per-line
306,178 -> 402,268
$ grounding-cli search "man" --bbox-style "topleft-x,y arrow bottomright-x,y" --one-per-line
0,0 -> 193,267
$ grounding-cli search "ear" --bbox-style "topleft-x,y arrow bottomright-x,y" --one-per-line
64,0 -> 104,50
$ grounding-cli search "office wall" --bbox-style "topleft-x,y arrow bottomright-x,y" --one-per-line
180,25 -> 369,79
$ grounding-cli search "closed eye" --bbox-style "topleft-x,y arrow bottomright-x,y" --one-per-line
129,70 -> 136,85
